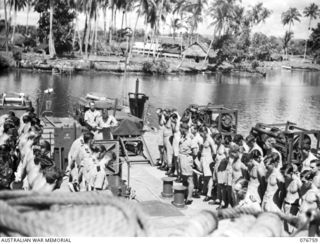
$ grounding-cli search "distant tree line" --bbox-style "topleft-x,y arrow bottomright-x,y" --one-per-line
0,0 -> 319,63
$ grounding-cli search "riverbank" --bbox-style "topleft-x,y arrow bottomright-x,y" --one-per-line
1,51 -> 320,76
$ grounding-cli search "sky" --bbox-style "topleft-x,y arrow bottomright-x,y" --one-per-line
0,0 -> 319,39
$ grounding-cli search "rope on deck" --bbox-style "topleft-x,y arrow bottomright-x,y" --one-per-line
0,191 -> 153,237
216,207 -> 300,227
0,190 -> 314,237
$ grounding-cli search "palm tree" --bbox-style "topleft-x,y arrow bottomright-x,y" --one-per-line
101,1 -> 109,41
9,0 -> 27,43
283,31 -> 293,58
174,0 -> 208,44
303,3 -> 319,59
154,0 -> 173,58
48,0 -> 56,58
79,0 -> 100,58
281,7 -> 301,33
4,0 -> 9,53
249,2 -> 271,26
281,7 -> 301,59
91,0 -> 100,54
170,17 -> 186,41
124,0 -> 135,27
203,0 -> 236,64
127,0 -> 154,62
68,0 -> 82,54
109,0 -> 116,44
26,0 -> 34,33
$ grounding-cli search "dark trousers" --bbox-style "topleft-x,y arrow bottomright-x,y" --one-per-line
202,176 -> 211,195
193,173 -> 198,190
216,183 -> 224,203
222,185 -> 235,207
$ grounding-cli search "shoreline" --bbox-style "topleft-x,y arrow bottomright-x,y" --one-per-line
1,51 -> 320,76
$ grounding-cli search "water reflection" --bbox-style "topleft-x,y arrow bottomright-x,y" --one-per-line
0,70 -> 319,134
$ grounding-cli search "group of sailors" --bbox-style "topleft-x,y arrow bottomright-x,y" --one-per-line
67,102 -> 118,192
156,108 -> 320,234
0,102 -> 119,193
82,101 -> 118,140
1,100 -> 320,233
0,107 -> 63,192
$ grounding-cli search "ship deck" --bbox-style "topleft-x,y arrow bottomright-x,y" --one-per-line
121,130 -> 220,218
56,129 -> 220,221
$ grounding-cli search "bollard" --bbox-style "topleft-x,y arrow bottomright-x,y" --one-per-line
108,175 -> 122,196
161,177 -> 175,198
107,175 -> 121,187
172,185 -> 187,208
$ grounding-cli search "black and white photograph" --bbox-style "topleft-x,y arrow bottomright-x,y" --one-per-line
0,0 -> 320,239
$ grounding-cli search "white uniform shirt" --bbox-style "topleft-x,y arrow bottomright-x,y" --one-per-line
84,109 -> 101,128
97,115 -> 118,128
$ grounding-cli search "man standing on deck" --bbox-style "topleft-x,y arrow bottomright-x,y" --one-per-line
84,102 -> 101,132
66,131 -> 94,191
246,135 -> 264,157
264,137 -> 283,170
179,123 -> 198,205
95,109 -> 118,140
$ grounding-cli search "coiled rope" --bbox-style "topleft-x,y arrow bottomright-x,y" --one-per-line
0,191 -> 153,237
215,207 -> 300,228
0,190 -> 314,237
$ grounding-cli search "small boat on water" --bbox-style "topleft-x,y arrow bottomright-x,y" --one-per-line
281,65 -> 293,70
281,65 -> 319,71
84,92 -> 130,113
0,92 -> 32,116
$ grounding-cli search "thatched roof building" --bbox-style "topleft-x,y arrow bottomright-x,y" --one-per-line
182,42 -> 217,60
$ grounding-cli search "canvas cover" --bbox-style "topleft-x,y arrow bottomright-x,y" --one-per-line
112,118 -> 143,136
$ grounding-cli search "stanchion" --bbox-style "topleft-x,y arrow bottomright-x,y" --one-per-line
172,185 -> 187,208
161,177 -> 175,198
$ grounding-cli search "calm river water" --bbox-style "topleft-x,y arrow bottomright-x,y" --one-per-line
0,69 -> 320,134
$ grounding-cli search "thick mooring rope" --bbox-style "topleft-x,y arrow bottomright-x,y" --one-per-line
216,207 -> 300,228
0,190 -> 313,237
0,191 -> 153,237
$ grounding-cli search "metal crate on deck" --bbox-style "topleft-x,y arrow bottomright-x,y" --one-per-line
41,117 -> 82,171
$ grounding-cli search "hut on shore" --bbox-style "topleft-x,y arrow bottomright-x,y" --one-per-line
182,42 -> 218,63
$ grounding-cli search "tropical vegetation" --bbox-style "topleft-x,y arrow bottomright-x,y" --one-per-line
0,0 -> 319,64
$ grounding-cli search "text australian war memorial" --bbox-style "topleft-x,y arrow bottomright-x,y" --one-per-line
0,0 -> 320,238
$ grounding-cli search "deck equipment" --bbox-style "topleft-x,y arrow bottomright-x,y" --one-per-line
250,121 -> 320,165
182,103 -> 238,135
